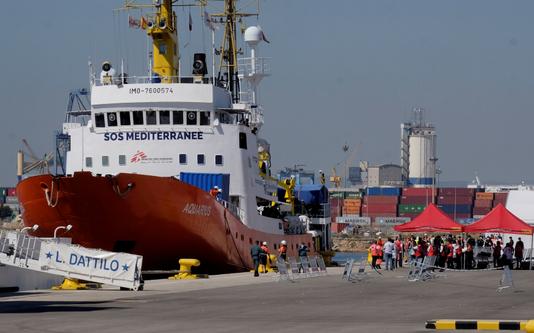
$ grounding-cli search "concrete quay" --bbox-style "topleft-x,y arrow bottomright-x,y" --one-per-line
1,267 -> 534,332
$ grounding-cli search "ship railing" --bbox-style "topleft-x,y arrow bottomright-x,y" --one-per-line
92,76 -> 219,86
219,199 -> 246,224
237,57 -> 271,77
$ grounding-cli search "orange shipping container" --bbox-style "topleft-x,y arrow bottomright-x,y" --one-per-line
476,192 -> 494,200
343,199 -> 362,207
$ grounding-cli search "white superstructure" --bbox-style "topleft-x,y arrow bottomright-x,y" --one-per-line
62,26 -> 283,234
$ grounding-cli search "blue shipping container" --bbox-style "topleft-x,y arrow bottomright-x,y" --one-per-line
366,187 -> 401,196
179,172 -> 230,201
437,204 -> 472,214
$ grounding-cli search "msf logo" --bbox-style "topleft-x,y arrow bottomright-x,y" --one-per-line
131,151 -> 147,163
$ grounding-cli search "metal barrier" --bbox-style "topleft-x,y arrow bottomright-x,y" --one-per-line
341,259 -> 369,282
408,256 -> 439,282
277,255 -> 327,281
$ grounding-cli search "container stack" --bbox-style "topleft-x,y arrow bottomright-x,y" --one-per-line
1,187 -> 19,216
493,192 -> 508,207
472,192 -> 494,218
437,188 -> 474,220
398,187 -> 434,220
330,197 -> 343,224
342,198 -> 361,216
361,187 -> 399,221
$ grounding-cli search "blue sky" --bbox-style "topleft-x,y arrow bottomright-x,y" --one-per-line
1,0 -> 534,186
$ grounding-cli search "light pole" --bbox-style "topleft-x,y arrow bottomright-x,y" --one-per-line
54,224 -> 72,238
21,224 -> 39,233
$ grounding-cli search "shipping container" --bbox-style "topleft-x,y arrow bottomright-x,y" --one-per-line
473,206 -> 491,215
361,204 -> 397,214
7,188 -> 16,197
342,207 -> 360,215
344,191 -> 363,199
376,217 -> 411,225
476,192 -> 494,200
179,172 -> 230,201
402,187 -> 434,197
329,192 -> 344,199
494,192 -> 508,200
366,187 -> 401,196
330,198 -> 343,207
437,204 -> 472,214
439,188 -> 475,197
0,196 -> 5,204
474,199 -> 492,208
436,195 -> 473,205
336,216 -> 371,225
0,188 -> 7,196
398,204 -> 426,213
5,196 -> 18,204
343,198 -> 362,207
399,196 -> 432,205
363,196 -> 398,205
493,199 -> 507,207
362,212 -> 397,220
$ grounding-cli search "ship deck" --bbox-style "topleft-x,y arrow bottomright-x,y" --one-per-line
1,267 -> 534,332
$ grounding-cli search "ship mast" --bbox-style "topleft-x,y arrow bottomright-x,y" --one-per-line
211,0 -> 258,103
123,0 -> 179,82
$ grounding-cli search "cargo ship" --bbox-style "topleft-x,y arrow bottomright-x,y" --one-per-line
16,1 -> 330,273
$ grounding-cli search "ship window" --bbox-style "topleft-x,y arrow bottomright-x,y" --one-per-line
133,111 -> 144,125
146,110 -> 157,125
120,111 -> 131,126
186,111 -> 197,125
107,113 -> 118,127
274,244 -> 277,250
119,155 -> 126,166
172,111 -> 184,125
200,111 -> 210,125
85,157 -> 92,168
95,113 -> 105,128
249,238 -> 252,244
239,132 -> 247,149
215,155 -> 223,166
241,234 -> 244,241
235,232 -> 238,239
179,154 -> 187,165
102,156 -> 109,167
159,110 -> 170,125
197,154 -> 205,165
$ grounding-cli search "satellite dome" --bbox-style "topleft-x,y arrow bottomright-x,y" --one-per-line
244,26 -> 262,45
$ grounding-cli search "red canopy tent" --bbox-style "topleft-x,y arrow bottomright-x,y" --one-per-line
463,204 -> 534,235
464,204 -> 534,269
394,203 -> 463,233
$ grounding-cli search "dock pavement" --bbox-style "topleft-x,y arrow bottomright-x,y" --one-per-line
1,267 -> 534,332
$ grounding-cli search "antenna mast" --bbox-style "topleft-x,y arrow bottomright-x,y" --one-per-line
212,0 -> 258,103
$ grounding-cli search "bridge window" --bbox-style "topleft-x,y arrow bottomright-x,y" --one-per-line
200,111 -> 210,125
132,111 -> 144,125
179,154 -> 187,165
95,113 -> 105,128
119,155 -> 126,166
120,111 -> 131,126
197,154 -> 205,165
102,156 -> 109,167
146,110 -> 157,125
173,111 -> 184,125
186,111 -> 197,125
107,113 -> 118,127
215,155 -> 223,166
85,157 -> 92,168
160,110 -> 170,125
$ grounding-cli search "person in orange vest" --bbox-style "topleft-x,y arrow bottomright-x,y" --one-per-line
446,240 -> 454,268
375,240 -> 383,269
427,243 -> 435,257
209,186 -> 219,198
278,240 -> 287,261
369,241 -> 379,269
259,241 -> 270,273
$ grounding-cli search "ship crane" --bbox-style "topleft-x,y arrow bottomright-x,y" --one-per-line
17,139 -> 54,181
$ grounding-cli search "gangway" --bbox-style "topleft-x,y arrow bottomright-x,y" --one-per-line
0,230 -> 143,290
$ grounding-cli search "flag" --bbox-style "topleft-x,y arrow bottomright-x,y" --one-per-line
128,15 -> 140,29
203,10 -> 215,31
188,12 -> 193,31
260,30 -> 270,44
140,16 -> 148,30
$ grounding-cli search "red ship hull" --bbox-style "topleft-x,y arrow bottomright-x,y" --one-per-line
16,172 -> 313,273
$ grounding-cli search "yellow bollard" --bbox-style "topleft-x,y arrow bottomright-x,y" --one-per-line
258,254 -> 277,273
169,258 -> 206,280
52,278 -> 87,290
426,319 -> 534,331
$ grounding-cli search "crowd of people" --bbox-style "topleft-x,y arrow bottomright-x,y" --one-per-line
250,240 -> 309,276
369,234 -> 527,271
